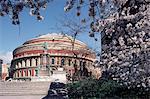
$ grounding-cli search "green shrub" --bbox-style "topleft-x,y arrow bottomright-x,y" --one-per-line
67,77 -> 121,98
67,77 -> 150,99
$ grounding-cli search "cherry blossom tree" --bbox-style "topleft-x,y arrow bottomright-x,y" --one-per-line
64,0 -> 150,91
0,0 -> 54,24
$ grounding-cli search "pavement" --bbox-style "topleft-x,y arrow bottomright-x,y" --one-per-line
0,95 -> 45,99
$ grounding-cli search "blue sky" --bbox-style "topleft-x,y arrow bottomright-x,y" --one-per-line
0,0 -> 101,63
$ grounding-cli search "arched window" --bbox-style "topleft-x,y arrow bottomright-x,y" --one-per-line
30,59 -> 32,66
68,59 -> 71,66
61,58 -> 65,65
29,70 -> 31,76
52,58 -> 55,64
73,60 -> 77,67
35,58 -> 38,66
80,61 -> 83,71
24,70 -> 26,77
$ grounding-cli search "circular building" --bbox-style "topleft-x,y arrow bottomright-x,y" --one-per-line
10,33 -> 96,81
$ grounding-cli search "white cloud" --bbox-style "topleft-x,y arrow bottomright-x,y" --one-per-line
0,51 -> 13,64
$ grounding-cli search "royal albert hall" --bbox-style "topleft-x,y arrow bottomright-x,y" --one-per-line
10,33 -> 98,81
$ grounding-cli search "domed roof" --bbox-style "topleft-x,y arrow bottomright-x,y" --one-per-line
13,33 -> 95,60
23,33 -> 86,46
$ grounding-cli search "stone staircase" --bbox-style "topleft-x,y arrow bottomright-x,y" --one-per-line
0,81 -> 51,96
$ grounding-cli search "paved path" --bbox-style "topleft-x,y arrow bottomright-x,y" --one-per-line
0,95 -> 45,99
0,81 -> 50,96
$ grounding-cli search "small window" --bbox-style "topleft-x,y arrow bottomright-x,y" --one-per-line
52,58 -> 55,64
35,59 -> 38,66
61,58 -> 65,65
73,60 -> 77,67
80,61 -> 82,66
30,59 -> 32,66
20,71 -> 23,77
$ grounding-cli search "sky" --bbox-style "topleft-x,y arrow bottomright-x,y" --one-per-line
0,0 -> 101,63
